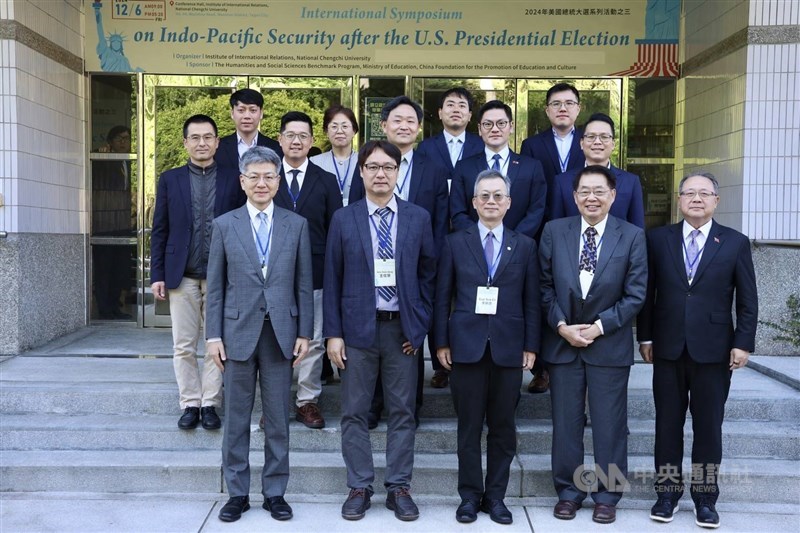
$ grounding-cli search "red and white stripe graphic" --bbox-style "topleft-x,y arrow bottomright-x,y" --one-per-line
611,42 -> 679,77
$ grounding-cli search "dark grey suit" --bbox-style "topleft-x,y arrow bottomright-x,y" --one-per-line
539,215 -> 647,506
207,203 -> 313,498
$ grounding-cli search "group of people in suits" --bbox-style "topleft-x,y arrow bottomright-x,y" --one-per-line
147,83 -> 758,529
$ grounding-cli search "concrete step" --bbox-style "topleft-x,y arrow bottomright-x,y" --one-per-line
3,414 -> 798,461
2,450 -> 797,504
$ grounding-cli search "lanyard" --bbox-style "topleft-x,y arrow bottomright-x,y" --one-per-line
451,138 -> 465,166
558,150 -> 571,173
286,171 -> 301,209
681,235 -> 706,278
331,151 -> 352,195
251,216 -> 273,267
369,210 -> 396,252
396,160 -> 413,198
486,240 -> 502,286
554,130 -> 573,173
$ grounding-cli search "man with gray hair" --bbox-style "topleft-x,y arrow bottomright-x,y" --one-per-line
206,146 -> 314,523
434,169 -> 540,525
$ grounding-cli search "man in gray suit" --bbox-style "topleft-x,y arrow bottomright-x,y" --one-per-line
206,146 -> 314,523
539,165 -> 647,525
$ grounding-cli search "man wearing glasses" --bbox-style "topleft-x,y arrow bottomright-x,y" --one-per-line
273,111 -> 343,430
450,100 -> 547,240
150,114 -> 247,431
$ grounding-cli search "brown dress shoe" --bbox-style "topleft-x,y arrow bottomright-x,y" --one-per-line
430,369 -> 449,388
528,369 -> 550,393
295,403 -> 325,429
592,503 -> 616,524
554,499 -> 581,520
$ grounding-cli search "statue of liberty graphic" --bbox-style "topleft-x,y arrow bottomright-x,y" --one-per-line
93,2 -> 141,72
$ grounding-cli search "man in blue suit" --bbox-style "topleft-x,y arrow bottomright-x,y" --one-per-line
324,140 -> 437,522
539,165 -> 647,525
638,173 -> 757,529
435,169 -> 540,525
451,100 -> 547,240
416,88 -> 484,179
150,114 -> 246,431
549,113 -> 645,229
214,88 -> 282,173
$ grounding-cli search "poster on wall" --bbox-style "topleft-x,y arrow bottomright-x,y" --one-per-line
87,0 -> 679,77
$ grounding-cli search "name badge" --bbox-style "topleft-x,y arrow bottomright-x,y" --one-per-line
375,259 -> 396,287
475,286 -> 499,315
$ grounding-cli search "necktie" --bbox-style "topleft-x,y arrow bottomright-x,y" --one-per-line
484,231 -> 495,278
491,153 -> 502,172
376,207 -> 396,302
256,212 -> 270,267
289,169 -> 300,198
449,138 -> 461,167
685,229 -> 700,279
579,226 -> 598,274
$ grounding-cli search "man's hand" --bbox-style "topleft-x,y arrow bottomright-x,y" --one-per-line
558,323 -> 593,347
522,351 -> 536,371
291,338 -> 310,367
639,344 -> 653,363
436,347 -> 452,371
207,340 -> 226,372
402,341 -> 417,355
730,348 -> 749,370
151,281 -> 166,301
327,337 -> 346,370
580,324 -> 602,341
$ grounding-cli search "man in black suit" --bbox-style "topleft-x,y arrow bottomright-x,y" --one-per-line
273,111 -> 343,430
215,88 -> 282,173
416,88 -> 484,180
539,165 -> 647,525
638,172 -> 758,529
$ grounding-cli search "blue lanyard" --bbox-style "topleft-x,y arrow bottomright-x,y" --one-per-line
252,216 -> 273,267
486,238 -> 502,286
554,129 -> 573,173
331,151 -> 352,195
396,160 -> 413,197
558,150 -> 571,173
369,210 -> 396,252
451,139 -> 465,165
286,171 -> 301,208
681,235 -> 706,277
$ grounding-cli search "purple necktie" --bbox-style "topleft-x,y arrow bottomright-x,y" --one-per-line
484,232 -> 495,273
685,229 -> 700,279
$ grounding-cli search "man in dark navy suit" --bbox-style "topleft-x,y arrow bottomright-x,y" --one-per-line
325,140 -> 437,522
215,88 -> 282,173
416,87 -> 484,182
150,114 -> 246,431
638,172 -> 758,529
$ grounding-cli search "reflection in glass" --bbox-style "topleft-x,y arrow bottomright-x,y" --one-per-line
627,79 -> 676,158
359,78 -> 405,143
92,244 -> 137,320
91,75 -> 136,152
629,163 -> 673,230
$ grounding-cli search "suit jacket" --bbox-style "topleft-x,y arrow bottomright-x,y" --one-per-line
637,220 -> 758,363
349,151 -> 449,249
214,132 -> 283,173
434,225 -> 541,367
206,204 -> 314,361
539,215 -> 647,366
150,164 -> 246,289
416,131 -> 484,174
450,151 -> 547,239
549,166 -> 645,229
323,198 -> 437,350
520,129 -> 585,187
273,160 -> 343,289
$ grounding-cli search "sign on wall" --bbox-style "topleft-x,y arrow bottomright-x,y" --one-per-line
87,0 -> 679,77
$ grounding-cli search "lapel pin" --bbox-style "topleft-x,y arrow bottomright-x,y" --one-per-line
507,246 -> 511,251
714,237 -> 719,243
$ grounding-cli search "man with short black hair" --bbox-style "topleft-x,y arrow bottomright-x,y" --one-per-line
215,88 -> 282,173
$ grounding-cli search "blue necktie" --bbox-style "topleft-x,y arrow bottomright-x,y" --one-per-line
484,232 -> 495,275
579,226 -> 598,274
256,212 -> 270,268
491,153 -> 502,172
376,207 -> 396,302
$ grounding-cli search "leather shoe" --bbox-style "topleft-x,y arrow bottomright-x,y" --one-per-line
201,406 -> 221,430
481,498 -> 512,524
592,503 -> 616,524
341,488 -> 371,520
553,499 -> 581,520
367,410 -> 380,430
295,403 -> 325,429
386,487 -> 419,521
262,496 -> 293,521
177,407 -> 200,430
218,496 -> 250,522
527,369 -> 549,393
455,499 -> 479,523
650,497 -> 679,522
430,369 -> 449,388
694,499 -> 720,529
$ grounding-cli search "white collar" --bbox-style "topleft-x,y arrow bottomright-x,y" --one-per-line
246,199 -> 274,222
682,219 -> 713,240
580,215 -> 609,239
443,130 -> 466,144
366,195 -> 399,216
282,158 -> 309,175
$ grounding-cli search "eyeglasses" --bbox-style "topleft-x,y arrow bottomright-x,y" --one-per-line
281,132 -> 312,142
583,133 -> 614,144
186,134 -> 216,144
547,100 -> 579,110
679,190 -> 717,199
475,192 -> 509,203
576,188 -> 612,199
362,163 -> 398,174
328,123 -> 352,132
479,119 -> 509,131
242,173 -> 280,184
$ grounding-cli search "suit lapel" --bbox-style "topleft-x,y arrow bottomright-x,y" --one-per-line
564,218 -> 582,294
407,154 -> 422,204
395,200 -> 411,262
178,167 -> 193,222
294,164 -> 317,213
435,134 -> 453,170
692,221 -> 722,285
507,151 -> 521,184
231,205 -> 264,281
277,168 -> 294,209
544,134 -> 561,173
592,217 -> 621,281
667,223 -> 689,287
214,168 -> 233,215
264,208 -> 288,284
568,132 -> 583,170
466,226 -> 489,279
492,228 -> 516,282
354,201 -> 374,274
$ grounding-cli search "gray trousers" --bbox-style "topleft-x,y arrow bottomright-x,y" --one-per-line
222,320 -> 292,498
340,317 -> 418,491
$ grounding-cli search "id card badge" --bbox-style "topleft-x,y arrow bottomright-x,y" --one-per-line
475,286 -> 499,315
374,259 -> 396,287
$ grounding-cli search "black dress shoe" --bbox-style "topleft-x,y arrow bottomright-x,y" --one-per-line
430,369 -> 449,388
178,407 -> 200,430
481,498 -> 512,524
342,488 -> 372,520
592,503 -> 616,524
263,496 -> 293,521
367,411 -> 380,430
456,499 -> 479,523
219,496 -> 250,522
694,499 -> 720,529
650,497 -> 679,522
201,406 -> 221,430
386,487 -> 419,521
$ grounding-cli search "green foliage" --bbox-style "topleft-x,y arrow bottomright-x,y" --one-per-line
759,294 -> 800,348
